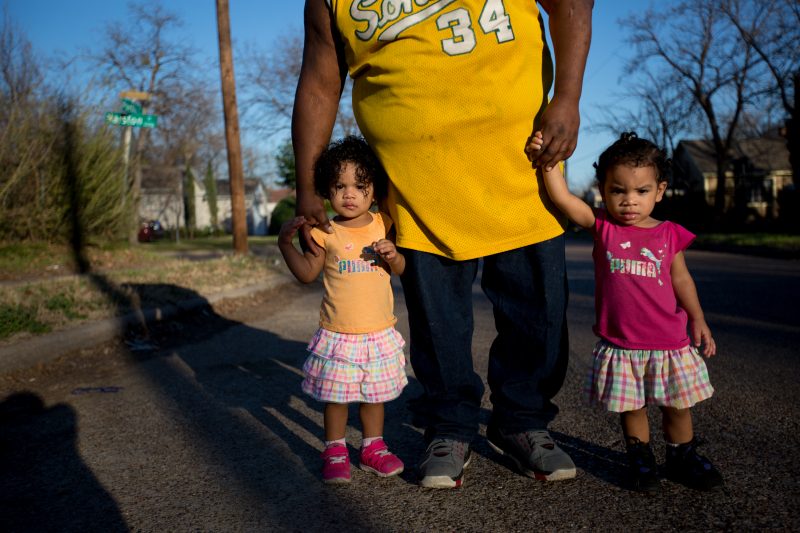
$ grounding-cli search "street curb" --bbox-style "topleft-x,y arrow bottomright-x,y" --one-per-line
0,274 -> 296,375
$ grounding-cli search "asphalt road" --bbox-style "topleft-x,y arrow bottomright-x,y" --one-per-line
1,242 -> 798,532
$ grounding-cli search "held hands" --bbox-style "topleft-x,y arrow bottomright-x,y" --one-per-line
296,192 -> 332,256
690,318 -> 717,358
278,215 -> 327,283
527,130 -> 561,176
527,131 -> 545,154
525,97 -> 579,171
278,216 -> 306,245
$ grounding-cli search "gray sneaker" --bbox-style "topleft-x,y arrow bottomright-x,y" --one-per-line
487,426 -> 576,481
417,438 -> 472,489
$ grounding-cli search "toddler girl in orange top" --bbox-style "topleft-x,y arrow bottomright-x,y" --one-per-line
279,136 -> 407,484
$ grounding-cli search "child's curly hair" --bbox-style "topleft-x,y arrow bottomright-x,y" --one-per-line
594,132 -> 671,186
313,135 -> 388,201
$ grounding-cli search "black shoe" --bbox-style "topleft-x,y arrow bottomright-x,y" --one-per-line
625,437 -> 660,493
487,425 -> 576,481
664,439 -> 724,491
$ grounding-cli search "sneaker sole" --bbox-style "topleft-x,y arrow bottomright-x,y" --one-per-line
360,464 -> 404,477
418,453 -> 472,489
487,440 -> 576,481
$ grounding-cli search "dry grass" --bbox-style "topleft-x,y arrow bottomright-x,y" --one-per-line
0,240 -> 287,343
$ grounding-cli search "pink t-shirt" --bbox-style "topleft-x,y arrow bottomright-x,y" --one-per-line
592,210 -> 696,350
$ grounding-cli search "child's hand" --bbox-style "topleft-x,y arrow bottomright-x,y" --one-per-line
278,216 -> 306,245
372,239 -> 398,263
690,318 -> 716,358
527,131 -> 544,154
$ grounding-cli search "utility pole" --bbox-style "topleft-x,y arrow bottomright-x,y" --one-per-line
215,0 -> 248,255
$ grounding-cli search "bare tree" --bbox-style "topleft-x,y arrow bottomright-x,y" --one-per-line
0,9 -> 132,243
240,33 -> 356,141
92,1 -> 198,243
0,8 -> 51,225
721,0 -> 800,188
596,69 -> 695,155
623,0 -> 761,217
155,77 -> 223,168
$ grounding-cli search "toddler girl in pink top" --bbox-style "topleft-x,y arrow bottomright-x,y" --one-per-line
533,132 -> 723,493
279,136 -> 407,484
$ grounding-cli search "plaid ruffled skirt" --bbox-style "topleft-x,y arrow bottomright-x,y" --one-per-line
302,327 -> 408,404
584,339 -> 714,413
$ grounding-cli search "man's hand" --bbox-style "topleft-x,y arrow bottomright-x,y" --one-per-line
529,0 -> 592,170
296,192 -> 332,256
525,96 -> 580,171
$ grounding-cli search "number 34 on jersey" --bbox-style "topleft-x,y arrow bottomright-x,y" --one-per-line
350,0 -> 516,55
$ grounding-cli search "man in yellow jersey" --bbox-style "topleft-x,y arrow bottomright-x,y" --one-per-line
293,0 -> 592,488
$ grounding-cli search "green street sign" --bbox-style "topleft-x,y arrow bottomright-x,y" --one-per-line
121,98 -> 142,115
105,112 -> 158,128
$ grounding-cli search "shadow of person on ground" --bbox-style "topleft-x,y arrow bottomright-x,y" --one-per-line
0,392 -> 128,533
171,302 -> 428,487
56,110 -> 386,529
55,110 -> 431,527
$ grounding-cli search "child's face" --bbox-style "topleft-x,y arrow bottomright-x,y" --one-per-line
329,162 -> 375,222
601,164 -> 666,227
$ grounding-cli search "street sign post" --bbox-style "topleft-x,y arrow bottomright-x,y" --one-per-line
107,92 -> 157,242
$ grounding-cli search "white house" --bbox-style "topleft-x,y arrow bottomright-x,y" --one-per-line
138,165 -> 206,231
215,178 -> 271,236
139,164 -> 288,235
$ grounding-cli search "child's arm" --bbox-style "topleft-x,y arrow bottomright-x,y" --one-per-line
671,251 -> 716,357
278,216 -> 326,283
373,238 -> 405,275
531,132 -> 595,229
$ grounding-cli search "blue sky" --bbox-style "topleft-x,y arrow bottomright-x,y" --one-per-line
7,1 -> 663,192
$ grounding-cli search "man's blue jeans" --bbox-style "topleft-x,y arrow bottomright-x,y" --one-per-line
399,235 -> 569,443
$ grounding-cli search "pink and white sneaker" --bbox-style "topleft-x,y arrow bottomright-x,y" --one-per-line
321,444 -> 351,484
360,439 -> 404,477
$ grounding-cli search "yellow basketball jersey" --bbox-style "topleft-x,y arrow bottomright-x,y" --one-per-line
328,0 -> 566,260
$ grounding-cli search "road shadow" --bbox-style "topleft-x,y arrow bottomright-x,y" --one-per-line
550,430 -> 626,487
130,298 -> 430,529
0,392 -> 128,533
56,111 -> 396,529
160,301 -> 429,480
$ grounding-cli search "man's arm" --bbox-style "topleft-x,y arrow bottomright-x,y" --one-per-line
292,0 -> 348,252
527,0 -> 593,171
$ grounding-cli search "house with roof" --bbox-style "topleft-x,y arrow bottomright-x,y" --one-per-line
139,163 -> 293,236
138,164 -> 209,233
672,135 -> 793,219
215,178 -> 273,235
